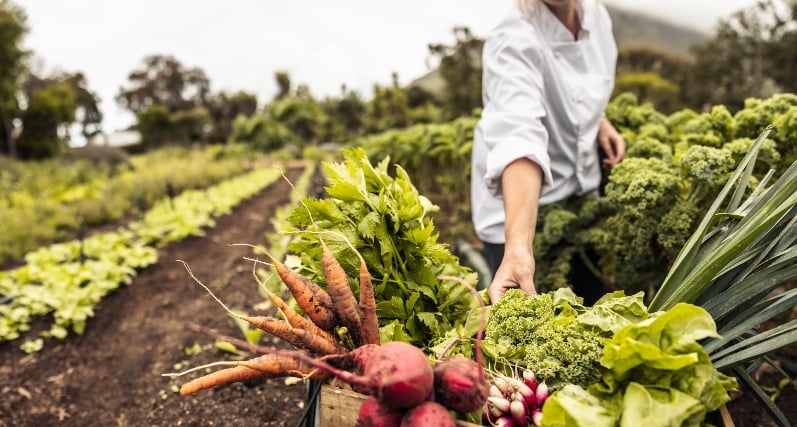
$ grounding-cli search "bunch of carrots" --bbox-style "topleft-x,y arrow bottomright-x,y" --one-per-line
167,235 -> 492,426
171,238 -> 381,395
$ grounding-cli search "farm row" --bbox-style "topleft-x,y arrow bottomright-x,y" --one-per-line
0,164 -> 315,352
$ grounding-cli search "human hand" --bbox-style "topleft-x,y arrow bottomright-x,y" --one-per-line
487,249 -> 537,304
598,116 -> 626,168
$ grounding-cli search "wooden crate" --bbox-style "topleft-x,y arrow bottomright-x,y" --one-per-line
318,384 -> 482,427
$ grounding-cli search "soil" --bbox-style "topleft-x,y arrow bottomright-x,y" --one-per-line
0,162 -> 795,427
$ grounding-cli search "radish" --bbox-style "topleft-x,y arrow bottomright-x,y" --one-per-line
531,409 -> 543,427
400,401 -> 456,427
494,416 -> 516,427
262,341 -> 433,409
357,396 -> 404,427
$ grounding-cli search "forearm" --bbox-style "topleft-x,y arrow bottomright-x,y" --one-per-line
501,158 -> 543,257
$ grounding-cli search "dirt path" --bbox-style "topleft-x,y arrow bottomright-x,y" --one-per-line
0,166 -> 312,427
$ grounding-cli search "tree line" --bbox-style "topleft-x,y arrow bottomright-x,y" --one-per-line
1,0 -> 796,159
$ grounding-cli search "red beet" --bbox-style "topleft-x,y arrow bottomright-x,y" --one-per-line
272,341 -> 434,409
433,355 -> 490,413
400,401 -> 456,427
357,396 -> 405,427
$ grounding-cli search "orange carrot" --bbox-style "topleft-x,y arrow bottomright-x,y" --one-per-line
179,365 -> 267,395
244,315 -> 307,350
261,250 -> 337,331
178,260 -> 333,352
254,271 -> 340,346
320,240 -> 364,347
357,259 -> 381,345
291,325 -> 347,355
312,231 -> 380,345
178,353 -> 327,395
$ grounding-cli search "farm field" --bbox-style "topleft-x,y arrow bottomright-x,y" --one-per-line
0,164 -> 313,427
0,159 -> 794,427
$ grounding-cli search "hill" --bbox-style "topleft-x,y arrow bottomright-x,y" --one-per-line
411,4 -> 709,98
608,4 -> 709,56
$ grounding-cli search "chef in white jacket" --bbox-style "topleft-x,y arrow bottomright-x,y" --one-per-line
471,0 -> 626,303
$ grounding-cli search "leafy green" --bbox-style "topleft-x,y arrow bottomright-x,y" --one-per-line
541,304 -> 737,427
285,148 -> 477,350
483,288 -> 649,389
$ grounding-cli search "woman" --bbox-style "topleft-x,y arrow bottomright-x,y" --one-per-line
471,0 -> 626,304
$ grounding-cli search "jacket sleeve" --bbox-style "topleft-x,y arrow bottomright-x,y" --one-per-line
479,28 -> 553,198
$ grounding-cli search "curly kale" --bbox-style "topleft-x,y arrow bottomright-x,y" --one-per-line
484,289 -> 631,389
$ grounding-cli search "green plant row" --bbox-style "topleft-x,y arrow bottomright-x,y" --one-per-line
0,144 -> 261,266
0,165 -> 285,352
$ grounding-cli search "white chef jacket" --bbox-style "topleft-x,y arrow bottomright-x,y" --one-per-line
471,0 -> 617,244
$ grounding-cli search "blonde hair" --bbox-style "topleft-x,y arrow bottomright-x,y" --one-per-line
516,0 -> 586,18
515,0 -> 538,17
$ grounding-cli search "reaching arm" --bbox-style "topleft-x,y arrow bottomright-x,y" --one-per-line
487,158 -> 542,303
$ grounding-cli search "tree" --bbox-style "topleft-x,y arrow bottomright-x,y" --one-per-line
765,1 -> 797,92
689,0 -> 793,111
319,84 -> 366,141
0,0 -> 28,158
136,104 -> 172,150
116,54 -> 210,114
274,71 -> 291,100
364,73 -> 411,133
17,82 -> 75,159
427,26 -> 484,117
64,72 -> 102,139
206,90 -> 258,143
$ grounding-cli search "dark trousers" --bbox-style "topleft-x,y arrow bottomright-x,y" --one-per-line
480,242 -> 606,306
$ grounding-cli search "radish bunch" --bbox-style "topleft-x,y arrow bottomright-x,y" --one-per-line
483,370 -> 549,427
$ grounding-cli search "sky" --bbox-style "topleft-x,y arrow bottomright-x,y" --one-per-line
19,0 -> 761,137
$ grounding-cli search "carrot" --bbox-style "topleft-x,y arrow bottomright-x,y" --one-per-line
320,239 -> 364,347
357,257 -> 380,345
302,229 -> 380,346
291,325 -> 347,355
179,365 -> 267,395
260,249 -> 337,331
176,353 -> 327,395
253,269 -> 341,348
243,315 -> 307,350
178,260 -> 325,351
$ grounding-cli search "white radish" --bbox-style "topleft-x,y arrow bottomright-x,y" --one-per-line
531,409 -> 543,427
509,399 -> 527,426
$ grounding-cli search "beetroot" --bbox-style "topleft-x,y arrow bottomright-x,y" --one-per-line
360,341 -> 434,408
433,355 -> 490,413
357,396 -> 405,427
400,401 -> 456,427
273,341 -> 434,409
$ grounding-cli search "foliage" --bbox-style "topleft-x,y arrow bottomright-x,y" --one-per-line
0,145 -> 258,266
229,113 -> 300,152
284,148 -> 478,350
116,54 -> 210,114
532,92 -> 797,295
0,0 -> 27,158
0,165 -> 284,350
612,72 -> 680,113
688,0 -> 795,111
541,304 -> 737,427
349,116 -> 477,241
118,54 -> 259,147
427,26 -> 484,117
16,82 -> 75,159
483,288 -> 649,390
